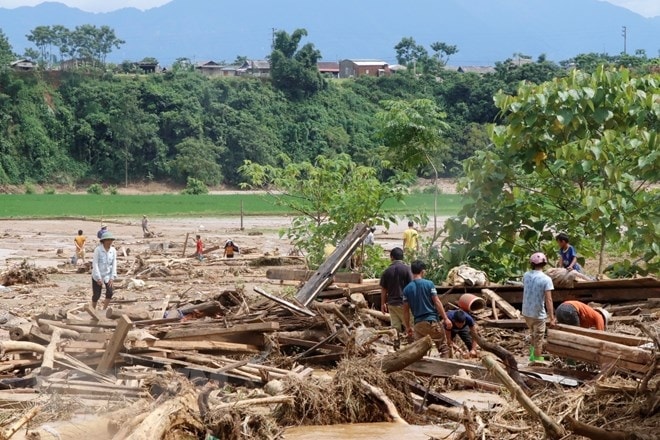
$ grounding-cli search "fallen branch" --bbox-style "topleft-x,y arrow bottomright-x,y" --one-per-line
474,333 -> 528,391
482,354 -> 565,439
379,335 -> 432,373
360,380 -> 408,425
566,415 -> 656,440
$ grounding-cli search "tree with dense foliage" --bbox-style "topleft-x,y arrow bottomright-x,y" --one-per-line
445,67 -> 659,280
0,29 -> 14,67
430,41 -> 458,66
270,29 -> 324,100
394,37 -> 429,69
240,154 -> 411,265
377,99 -> 450,237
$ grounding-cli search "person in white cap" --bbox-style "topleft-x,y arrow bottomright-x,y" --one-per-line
522,252 -> 556,362
91,231 -> 117,309
96,223 -> 108,239
556,301 -> 610,331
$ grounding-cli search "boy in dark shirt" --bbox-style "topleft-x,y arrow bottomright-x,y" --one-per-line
444,310 -> 480,358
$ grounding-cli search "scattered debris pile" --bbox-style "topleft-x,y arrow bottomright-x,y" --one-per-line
1,260 -> 49,286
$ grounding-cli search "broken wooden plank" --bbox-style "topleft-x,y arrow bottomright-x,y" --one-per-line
553,323 -> 652,347
295,223 -> 370,306
277,336 -> 345,353
40,328 -> 61,376
406,356 -> 489,379
253,287 -> 316,317
84,303 -> 103,321
481,288 -> 520,319
405,379 -> 461,407
482,319 -> 527,329
130,339 -> 260,354
162,322 -> 279,340
266,268 -> 363,284
97,315 -> 133,374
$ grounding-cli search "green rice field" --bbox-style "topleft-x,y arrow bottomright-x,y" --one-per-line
0,193 -> 464,219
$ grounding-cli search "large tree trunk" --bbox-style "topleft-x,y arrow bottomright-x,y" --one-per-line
379,335 -> 432,373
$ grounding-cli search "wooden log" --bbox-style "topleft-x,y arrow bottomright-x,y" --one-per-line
40,329 -> 61,376
64,319 -> 117,328
97,315 -> 132,374
0,341 -> 45,355
266,268 -> 363,284
28,326 -> 51,343
359,308 -> 390,323
482,355 -> 565,439
474,333 -> 528,391
211,395 -> 294,410
181,232 -> 190,258
176,301 -> 225,317
277,337 -> 344,353
312,302 -> 351,326
406,357 -> 488,379
106,308 -> 151,321
450,371 -> 504,393
37,323 -> 80,339
295,223 -> 370,306
379,335 -> 433,373
553,323 -> 652,347
405,379 -> 461,407
547,330 -> 653,366
566,415 -> 656,440
0,405 -> 41,440
123,387 -> 203,440
8,324 -> 34,341
481,289 -> 520,319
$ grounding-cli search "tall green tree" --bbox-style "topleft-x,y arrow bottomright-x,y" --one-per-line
430,41 -> 458,66
446,67 -> 659,279
394,37 -> 429,71
240,154 -> 410,265
270,28 -> 324,99
377,99 -> 450,237
0,28 -> 13,67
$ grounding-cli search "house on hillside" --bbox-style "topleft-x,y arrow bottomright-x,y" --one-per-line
444,65 -> 496,74
10,59 -> 37,71
196,60 -> 224,77
339,59 -> 390,78
317,61 -> 340,78
248,60 -> 270,77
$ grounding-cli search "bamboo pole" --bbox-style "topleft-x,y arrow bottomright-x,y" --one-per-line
482,354 -> 565,439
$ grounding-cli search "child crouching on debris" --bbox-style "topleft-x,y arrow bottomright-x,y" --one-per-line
522,252 -> 556,362
556,232 -> 583,273
444,310 -> 480,358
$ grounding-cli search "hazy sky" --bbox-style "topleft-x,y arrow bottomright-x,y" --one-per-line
0,0 -> 658,17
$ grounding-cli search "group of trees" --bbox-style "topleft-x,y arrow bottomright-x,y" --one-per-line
394,36 -> 458,74
0,26 -> 657,277
24,24 -> 124,67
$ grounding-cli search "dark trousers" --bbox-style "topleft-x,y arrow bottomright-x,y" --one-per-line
450,326 -> 473,350
92,279 -> 114,302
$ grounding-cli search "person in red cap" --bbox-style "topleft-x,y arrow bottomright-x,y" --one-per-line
522,252 -> 556,362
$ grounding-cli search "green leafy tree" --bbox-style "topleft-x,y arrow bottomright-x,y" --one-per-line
394,37 -> 429,71
430,41 -> 458,66
240,154 -> 411,265
0,29 -> 14,67
26,25 -> 53,66
270,28 -> 325,99
377,99 -> 450,237
446,67 -> 659,280
172,137 -> 225,185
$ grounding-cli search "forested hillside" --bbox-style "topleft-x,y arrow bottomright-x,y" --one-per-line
0,46 -> 657,187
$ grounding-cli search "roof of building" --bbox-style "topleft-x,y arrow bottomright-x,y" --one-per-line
445,65 -> 496,74
250,60 -> 270,69
10,58 -> 36,67
342,59 -> 389,66
317,61 -> 340,72
196,60 -> 222,67
388,64 -> 407,71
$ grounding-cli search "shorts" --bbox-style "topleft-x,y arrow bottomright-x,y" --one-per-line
388,305 -> 413,332
92,278 -> 114,302
523,316 -> 546,351
556,303 -> 580,326
413,320 -> 449,354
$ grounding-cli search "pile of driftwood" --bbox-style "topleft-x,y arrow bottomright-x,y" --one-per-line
0,260 -> 49,286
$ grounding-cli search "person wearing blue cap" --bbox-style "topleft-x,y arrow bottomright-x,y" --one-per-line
92,231 -> 117,309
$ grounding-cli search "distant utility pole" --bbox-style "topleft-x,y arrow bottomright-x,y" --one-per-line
621,26 -> 627,54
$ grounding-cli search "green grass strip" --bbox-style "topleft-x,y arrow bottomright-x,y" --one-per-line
0,193 -> 463,219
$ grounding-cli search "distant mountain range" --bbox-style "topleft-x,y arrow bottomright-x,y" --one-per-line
2,0 -> 659,66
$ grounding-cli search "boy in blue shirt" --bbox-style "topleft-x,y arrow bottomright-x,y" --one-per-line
402,260 -> 451,357
444,310 -> 480,358
556,233 -> 583,273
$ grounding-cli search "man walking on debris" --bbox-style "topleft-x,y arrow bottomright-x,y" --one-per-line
141,215 -> 150,236
91,231 -> 117,310
379,247 -> 412,333
556,301 -> 610,331
402,221 -> 419,254
522,252 -> 556,362
402,260 -> 452,356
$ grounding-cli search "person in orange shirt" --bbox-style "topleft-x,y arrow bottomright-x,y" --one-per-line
73,230 -> 86,264
556,301 -> 610,331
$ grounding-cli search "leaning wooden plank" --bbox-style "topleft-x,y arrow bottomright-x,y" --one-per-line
295,223 -> 370,306
40,329 -> 61,376
253,287 -> 315,317
481,288 -> 520,319
405,379 -> 461,407
553,323 -> 652,347
96,315 -> 133,374
84,303 -> 103,321
482,354 -> 565,439
0,405 -> 41,440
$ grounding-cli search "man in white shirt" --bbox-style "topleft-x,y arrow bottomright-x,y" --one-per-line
92,231 -> 117,309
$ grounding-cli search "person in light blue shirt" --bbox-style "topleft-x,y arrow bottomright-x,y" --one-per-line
522,252 -> 556,362
92,231 -> 117,310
